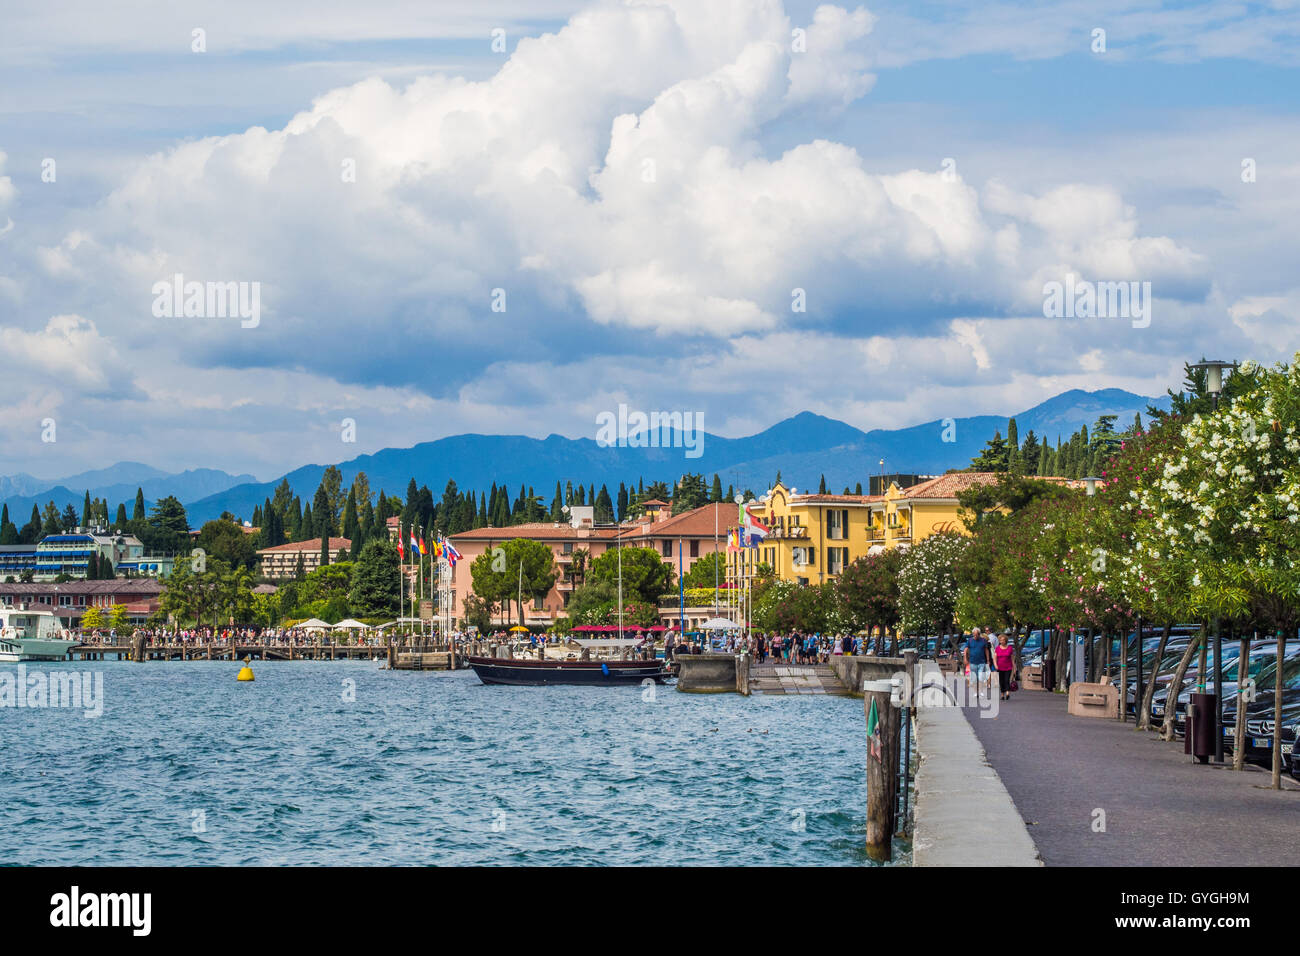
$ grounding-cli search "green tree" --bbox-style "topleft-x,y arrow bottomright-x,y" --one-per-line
587,546 -> 674,604
897,532 -> 969,634
467,538 -> 558,626
836,550 -> 902,634
348,539 -> 400,617
196,518 -> 256,569
681,551 -> 726,590
970,431 -> 1009,472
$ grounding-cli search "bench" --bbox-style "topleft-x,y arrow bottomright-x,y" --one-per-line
1068,677 -> 1120,718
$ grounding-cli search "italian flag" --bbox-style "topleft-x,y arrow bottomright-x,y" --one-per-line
867,698 -> 882,761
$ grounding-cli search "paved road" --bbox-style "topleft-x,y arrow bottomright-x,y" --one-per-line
962,689 -> 1299,866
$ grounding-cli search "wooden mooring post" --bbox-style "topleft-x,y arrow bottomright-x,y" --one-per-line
864,678 -> 900,862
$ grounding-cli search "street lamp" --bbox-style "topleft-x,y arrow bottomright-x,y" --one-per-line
1082,476 -> 1102,497
1190,359 -> 1237,408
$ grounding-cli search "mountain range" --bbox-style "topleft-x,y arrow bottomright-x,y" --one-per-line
0,388 -> 1168,527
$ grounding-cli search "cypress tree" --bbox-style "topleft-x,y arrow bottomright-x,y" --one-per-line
82,491 -> 92,526
854,482 -> 863,495
342,488 -> 360,542
818,474 -> 827,494
133,488 -> 146,521
320,533 -> 330,568
115,503 -> 128,528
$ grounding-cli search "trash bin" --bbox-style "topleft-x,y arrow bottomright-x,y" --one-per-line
1185,692 -> 1216,763
1042,658 -> 1056,692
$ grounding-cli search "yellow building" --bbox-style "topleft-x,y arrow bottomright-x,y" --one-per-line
727,473 -> 1085,588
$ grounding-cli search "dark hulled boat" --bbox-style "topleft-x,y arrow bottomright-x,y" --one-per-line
467,655 -> 669,686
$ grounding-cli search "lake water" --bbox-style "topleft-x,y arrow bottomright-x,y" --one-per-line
0,660 -> 888,865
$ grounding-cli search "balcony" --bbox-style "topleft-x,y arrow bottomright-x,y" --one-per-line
866,528 -> 886,542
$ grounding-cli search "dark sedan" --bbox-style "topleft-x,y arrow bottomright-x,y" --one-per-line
1219,691 -> 1300,767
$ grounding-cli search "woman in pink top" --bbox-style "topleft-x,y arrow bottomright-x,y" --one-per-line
994,632 -> 1017,700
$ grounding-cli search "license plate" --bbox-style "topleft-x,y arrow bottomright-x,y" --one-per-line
1222,727 -> 1232,737
1284,743 -> 1294,756
1253,737 -> 1270,748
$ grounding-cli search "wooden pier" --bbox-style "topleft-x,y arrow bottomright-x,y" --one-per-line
70,641 -> 392,662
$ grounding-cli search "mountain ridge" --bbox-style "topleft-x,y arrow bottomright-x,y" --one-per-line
0,388 -> 1169,526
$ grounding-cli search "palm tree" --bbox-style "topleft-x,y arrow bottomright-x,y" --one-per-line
570,547 -> 589,586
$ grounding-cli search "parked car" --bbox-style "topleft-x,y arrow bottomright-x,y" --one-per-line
1219,691 -> 1300,767
1170,643 -> 1300,734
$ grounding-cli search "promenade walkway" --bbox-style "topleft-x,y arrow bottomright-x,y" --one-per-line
962,689 -> 1299,866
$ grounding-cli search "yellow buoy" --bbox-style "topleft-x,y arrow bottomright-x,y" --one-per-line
236,655 -> 255,682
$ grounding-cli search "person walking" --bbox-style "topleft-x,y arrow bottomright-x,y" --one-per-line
964,626 -> 993,700
994,631 -> 1017,701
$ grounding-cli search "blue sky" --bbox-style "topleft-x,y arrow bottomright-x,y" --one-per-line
1,0 -> 1298,481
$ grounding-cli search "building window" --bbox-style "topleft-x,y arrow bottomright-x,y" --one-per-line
662,541 -> 671,557
562,542 -> 573,554
828,547 -> 848,575
689,539 -> 699,558
826,508 -> 849,540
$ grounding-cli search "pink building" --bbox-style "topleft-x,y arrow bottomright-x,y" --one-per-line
447,502 -> 732,628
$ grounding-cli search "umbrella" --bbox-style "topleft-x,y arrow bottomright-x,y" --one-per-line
509,625 -> 530,633
700,617 -> 737,630
332,619 -> 370,630
297,618 -> 332,631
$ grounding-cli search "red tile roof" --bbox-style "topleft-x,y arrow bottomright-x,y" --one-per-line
896,472 -> 1091,500
450,523 -> 622,541
619,502 -> 733,539
788,493 -> 883,505
257,537 -> 352,554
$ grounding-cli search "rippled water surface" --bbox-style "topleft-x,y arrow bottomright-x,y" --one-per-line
0,660 -> 881,865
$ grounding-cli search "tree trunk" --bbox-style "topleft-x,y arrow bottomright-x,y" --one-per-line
1160,634 -> 1202,741
1137,624 -> 1172,731
1273,630 -> 1286,790
1233,631 -> 1251,771
1014,624 -> 1032,657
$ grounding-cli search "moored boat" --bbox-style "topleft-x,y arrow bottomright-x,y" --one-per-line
468,638 -> 669,686
0,605 -> 79,662
467,656 -> 669,686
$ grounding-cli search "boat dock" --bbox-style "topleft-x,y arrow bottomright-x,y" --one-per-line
69,641 -> 389,662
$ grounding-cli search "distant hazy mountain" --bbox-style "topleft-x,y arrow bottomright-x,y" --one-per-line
181,388 -> 1169,523
0,465 -> 256,524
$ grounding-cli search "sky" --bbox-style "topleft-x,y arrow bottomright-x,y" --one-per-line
1,0 -> 1298,481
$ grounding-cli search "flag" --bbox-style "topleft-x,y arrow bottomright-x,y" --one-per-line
444,540 -> 462,566
409,534 -> 419,554
743,505 -> 769,544
726,529 -> 738,553
396,539 -> 404,560
418,536 -> 427,556
432,535 -> 443,558
867,698 -> 882,761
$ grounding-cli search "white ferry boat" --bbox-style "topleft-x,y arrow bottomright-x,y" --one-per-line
0,605 -> 79,662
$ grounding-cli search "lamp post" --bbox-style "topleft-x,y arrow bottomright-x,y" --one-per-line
1082,476 -> 1101,497
1190,359 -> 1236,763
1190,359 -> 1237,408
